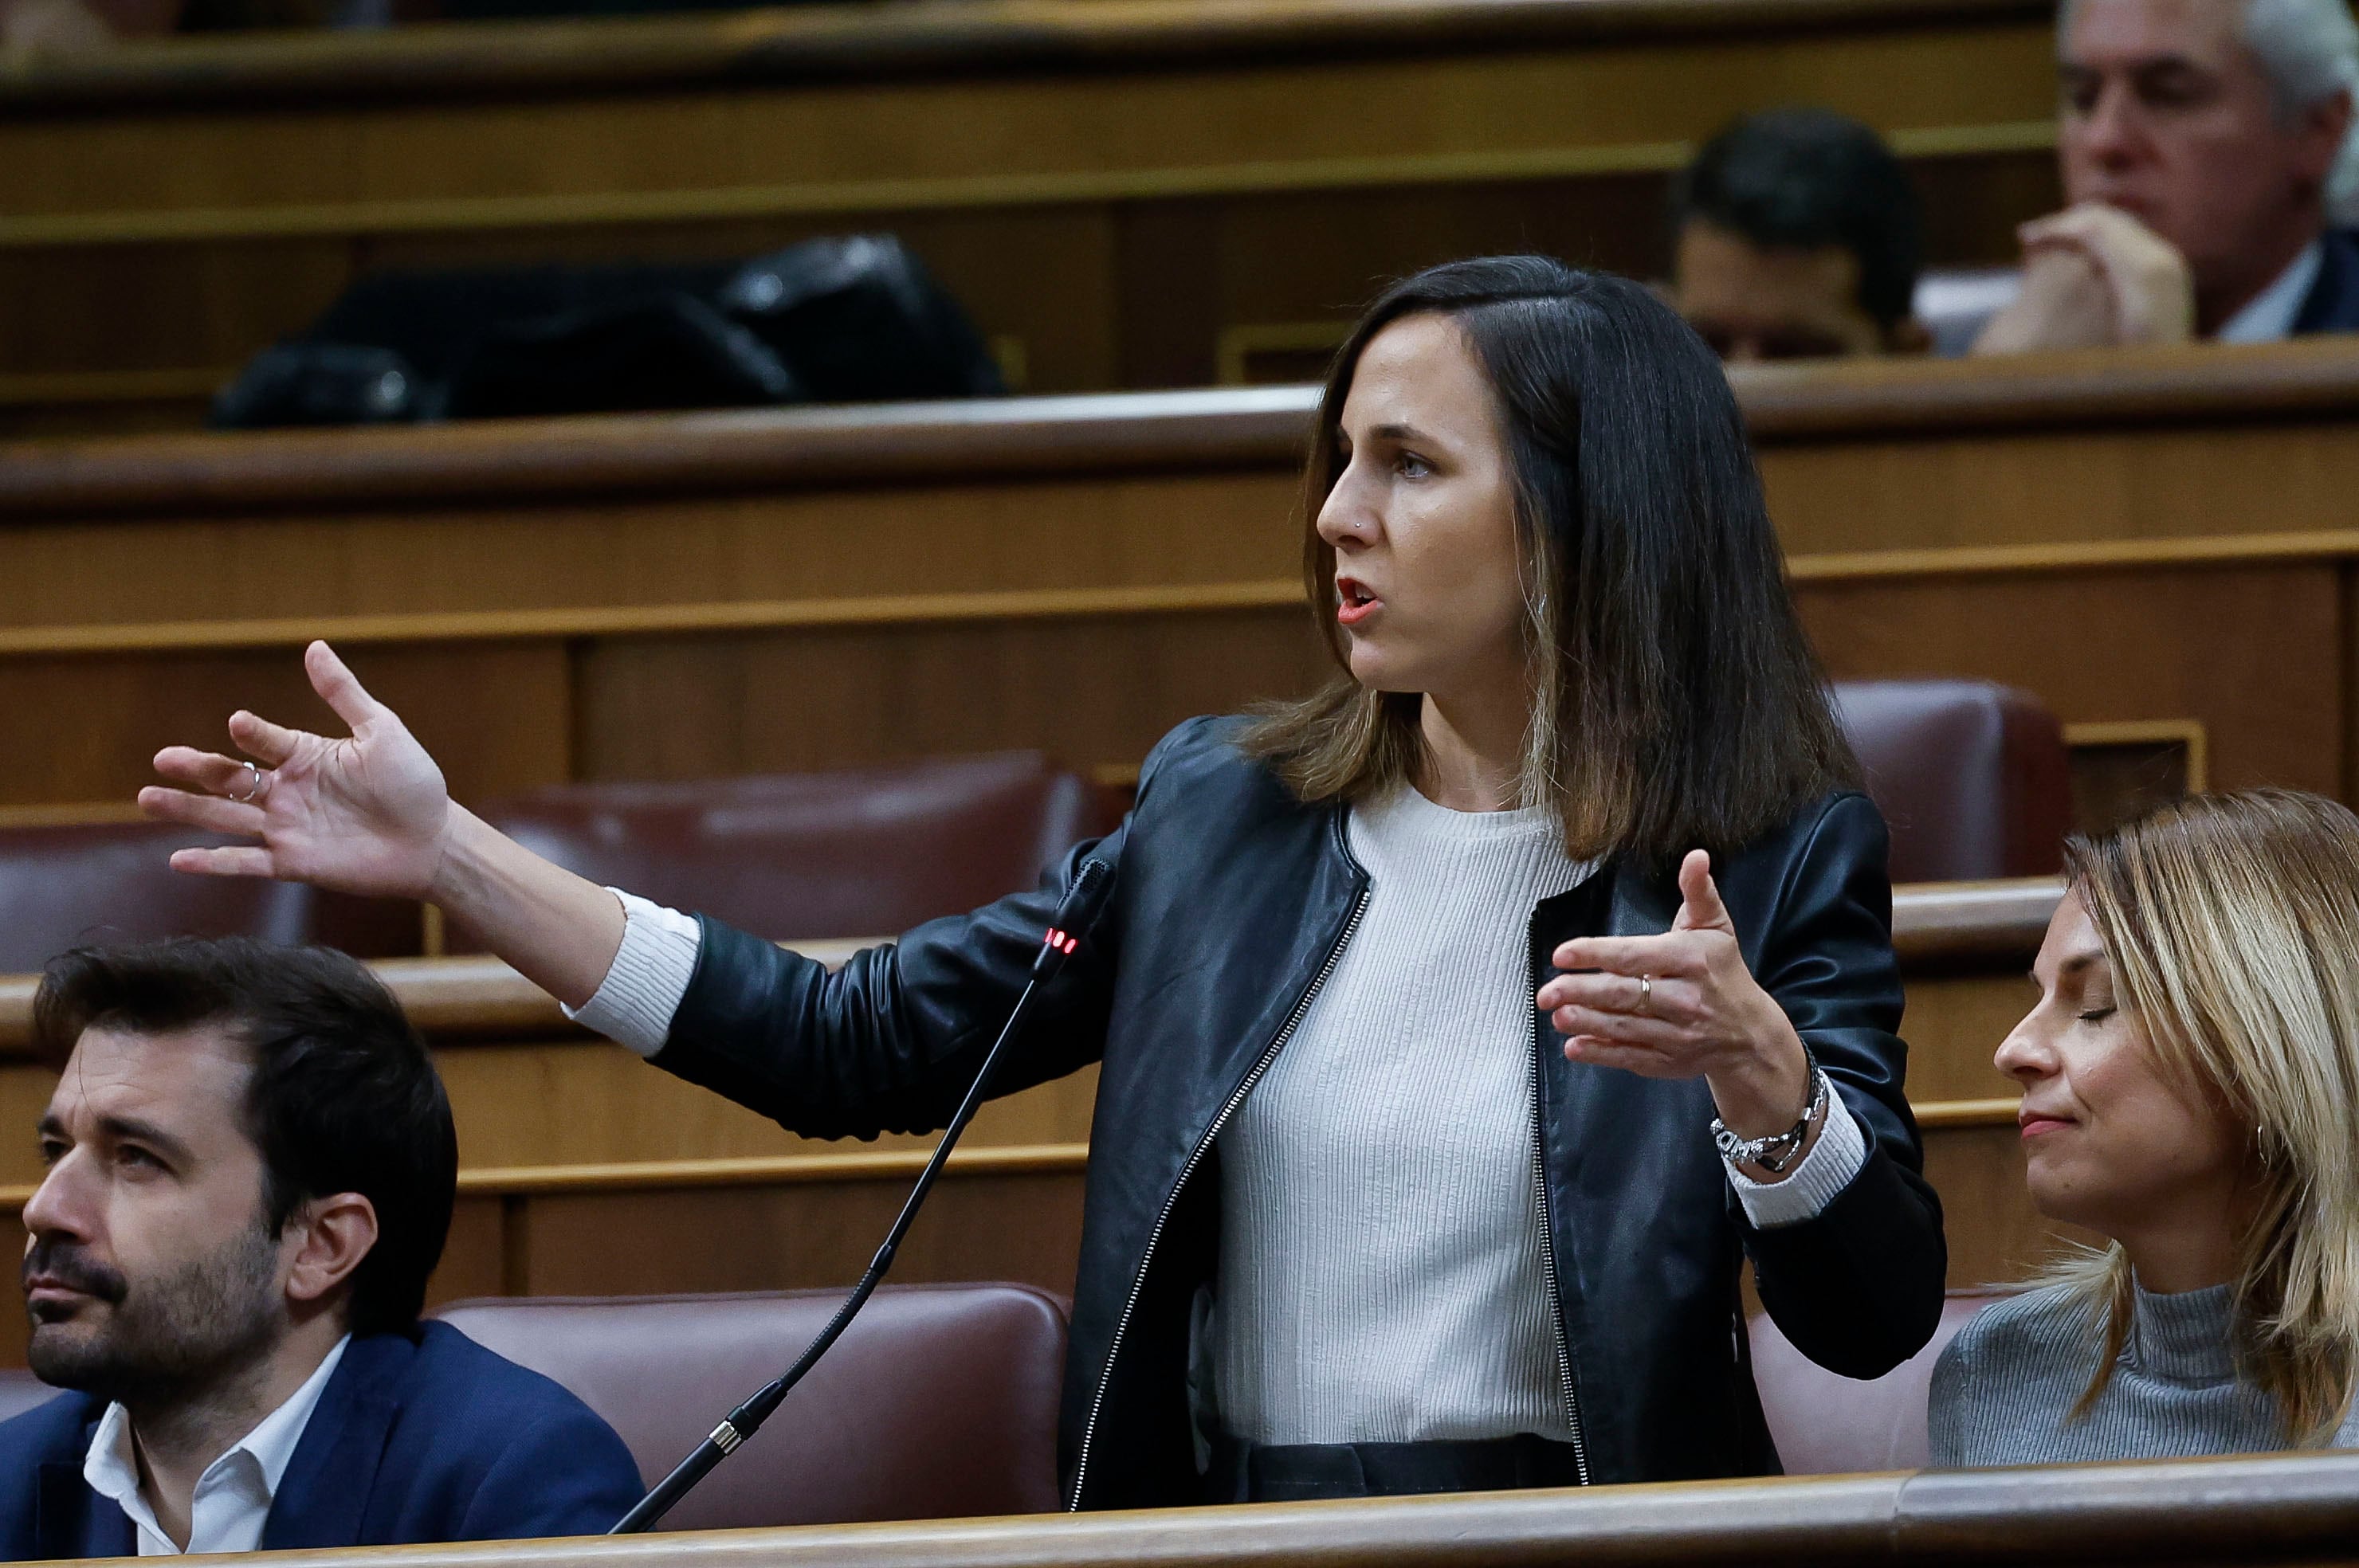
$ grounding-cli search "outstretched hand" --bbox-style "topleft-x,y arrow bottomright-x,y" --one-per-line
1535,849 -> 1813,1143
139,641 -> 453,901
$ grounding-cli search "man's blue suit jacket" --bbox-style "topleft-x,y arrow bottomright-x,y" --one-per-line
0,1322 -> 644,1559
2294,229 -> 2359,335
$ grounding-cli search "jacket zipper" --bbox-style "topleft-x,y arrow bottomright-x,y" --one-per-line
1066,870 -> 1372,1510
1528,927 -> 1592,1486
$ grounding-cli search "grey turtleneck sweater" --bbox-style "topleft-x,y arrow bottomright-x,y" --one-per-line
1929,1278 -> 2359,1466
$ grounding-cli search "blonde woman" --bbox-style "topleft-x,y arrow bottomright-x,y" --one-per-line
1931,789 -> 2359,1464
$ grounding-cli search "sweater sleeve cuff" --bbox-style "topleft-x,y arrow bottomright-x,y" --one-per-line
1724,1081 -> 1868,1229
563,889 -> 701,1059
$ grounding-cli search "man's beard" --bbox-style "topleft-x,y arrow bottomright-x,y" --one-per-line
23,1225 -> 284,1409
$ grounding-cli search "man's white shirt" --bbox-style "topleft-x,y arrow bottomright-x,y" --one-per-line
2216,240 -> 2323,344
83,1336 -> 349,1555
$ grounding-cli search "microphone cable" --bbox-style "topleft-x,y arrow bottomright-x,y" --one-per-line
609,856 -> 1117,1535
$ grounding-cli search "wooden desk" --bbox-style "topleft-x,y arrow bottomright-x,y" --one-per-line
0,879 -> 2049,1166
38,1451 -> 2359,1567
0,938 -> 1115,1178
0,0 -> 2059,434
0,341 -> 2352,830
0,880 -> 2059,1368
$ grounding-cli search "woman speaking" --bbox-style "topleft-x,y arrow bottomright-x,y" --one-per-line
142,257 -> 1945,1507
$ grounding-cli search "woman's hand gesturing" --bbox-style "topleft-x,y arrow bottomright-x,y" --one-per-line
139,641 -> 453,902
1535,849 -> 1815,1158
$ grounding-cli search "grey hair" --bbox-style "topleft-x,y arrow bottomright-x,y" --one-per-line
2061,0 -> 2359,221
2243,0 -> 2359,220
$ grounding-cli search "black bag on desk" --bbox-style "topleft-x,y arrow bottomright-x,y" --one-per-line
717,235 -> 1003,403
208,342 -> 422,429
210,236 -> 1003,429
442,294 -> 803,419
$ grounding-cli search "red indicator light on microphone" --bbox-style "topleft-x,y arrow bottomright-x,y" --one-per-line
1059,935 -> 1078,955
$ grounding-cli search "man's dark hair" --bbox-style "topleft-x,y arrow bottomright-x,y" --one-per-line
1671,108 -> 1924,331
30,937 -> 456,1337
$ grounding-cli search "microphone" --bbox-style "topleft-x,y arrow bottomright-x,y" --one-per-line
609,856 -> 1118,1535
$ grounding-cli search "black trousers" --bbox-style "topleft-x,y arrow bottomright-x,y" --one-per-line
1203,1433 -> 1588,1504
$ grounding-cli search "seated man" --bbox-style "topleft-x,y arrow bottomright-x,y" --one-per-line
1665,107 -> 1929,362
0,938 -> 643,1558
1975,0 -> 2359,353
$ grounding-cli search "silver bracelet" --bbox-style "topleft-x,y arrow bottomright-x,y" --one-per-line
1710,1064 -> 1829,1174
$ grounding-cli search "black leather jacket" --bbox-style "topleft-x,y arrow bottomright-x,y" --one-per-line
654,716 -> 1947,1509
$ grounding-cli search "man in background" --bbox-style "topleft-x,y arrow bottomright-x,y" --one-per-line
1665,107 -> 1930,362
1975,0 -> 2359,352
0,938 -> 642,1558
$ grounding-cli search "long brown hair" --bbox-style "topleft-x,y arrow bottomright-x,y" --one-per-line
1240,256 -> 1856,863
2047,789 -> 2359,1444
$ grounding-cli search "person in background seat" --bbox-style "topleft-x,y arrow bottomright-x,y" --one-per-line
1665,108 -> 1930,363
1975,0 -> 2359,353
1931,790 -> 2359,1464
0,938 -> 642,1558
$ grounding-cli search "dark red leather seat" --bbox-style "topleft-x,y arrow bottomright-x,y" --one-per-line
0,1285 -> 1995,1504
475,752 -> 1119,942
0,821 -> 419,974
431,1283 -> 1067,1528
1749,1288 -> 2007,1473
1831,680 -> 2071,884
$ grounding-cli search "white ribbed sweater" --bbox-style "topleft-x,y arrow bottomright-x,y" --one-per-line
569,786 -> 1873,1452
1208,786 -> 1587,1445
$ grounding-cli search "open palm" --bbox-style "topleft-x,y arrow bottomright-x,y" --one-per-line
140,641 -> 453,902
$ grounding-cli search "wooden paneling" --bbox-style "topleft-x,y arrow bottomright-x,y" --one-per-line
513,1166 -> 1085,1299
433,1193 -> 508,1305
0,476 -> 1306,625
478,1115 -> 2063,1306
0,1108 -> 2056,1371
0,0 -> 2059,112
0,878 -> 2047,1186
1,10 -> 2055,220
434,1043 -> 1102,1170
0,884 -> 2066,1370
1921,1116 -> 2089,1289
0,1054 -> 50,1169
0,154 -> 2063,433
0,0 -> 2061,430
0,237 -> 354,378
1798,566 -> 2345,798
575,611 -> 1328,783
1117,154 -> 2061,390
0,1210 -> 23,1371
1892,974 -> 2029,1102
6,343 -> 2359,828
1764,427 -> 2359,555
0,939 -> 1108,1186
0,1156 -> 1081,1370
0,642 -> 571,807
0,964 -> 2027,1186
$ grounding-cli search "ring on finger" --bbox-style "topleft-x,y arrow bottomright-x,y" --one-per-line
227,761 -> 269,805
1636,974 -> 1653,1015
